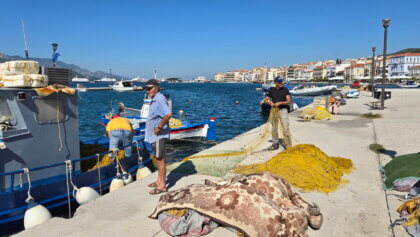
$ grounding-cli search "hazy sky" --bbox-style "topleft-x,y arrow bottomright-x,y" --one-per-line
0,0 -> 419,79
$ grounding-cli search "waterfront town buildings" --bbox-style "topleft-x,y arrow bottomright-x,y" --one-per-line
388,53 -> 420,77
214,52 -> 420,82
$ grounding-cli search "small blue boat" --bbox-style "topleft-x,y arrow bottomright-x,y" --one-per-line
100,98 -> 217,141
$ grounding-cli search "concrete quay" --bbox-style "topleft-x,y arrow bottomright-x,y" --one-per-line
16,89 -> 419,236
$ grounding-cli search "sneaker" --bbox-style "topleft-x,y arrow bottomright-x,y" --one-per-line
267,143 -> 279,151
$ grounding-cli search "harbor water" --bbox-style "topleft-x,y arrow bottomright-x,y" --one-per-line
76,83 -> 313,162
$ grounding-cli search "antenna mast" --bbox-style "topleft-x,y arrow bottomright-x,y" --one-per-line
21,20 -> 29,59
154,66 -> 157,80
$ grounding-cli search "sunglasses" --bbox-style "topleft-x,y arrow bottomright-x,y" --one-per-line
145,86 -> 153,91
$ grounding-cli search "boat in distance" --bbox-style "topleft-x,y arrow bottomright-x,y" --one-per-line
109,81 -> 137,91
71,76 -> 91,83
94,77 -> 118,84
289,85 -> 337,96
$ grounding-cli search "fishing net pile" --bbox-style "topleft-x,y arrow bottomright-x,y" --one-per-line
234,144 -> 354,193
80,144 -> 127,171
174,107 -> 293,177
169,118 -> 183,128
396,197 -> 420,236
382,152 -> 420,190
300,106 -> 333,120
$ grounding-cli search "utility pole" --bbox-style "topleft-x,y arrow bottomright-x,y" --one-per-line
371,47 -> 376,97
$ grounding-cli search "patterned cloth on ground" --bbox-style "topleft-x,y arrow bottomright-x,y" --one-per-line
158,209 -> 218,236
150,172 -> 323,237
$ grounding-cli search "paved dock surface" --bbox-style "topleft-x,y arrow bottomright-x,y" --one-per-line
17,89 -> 419,237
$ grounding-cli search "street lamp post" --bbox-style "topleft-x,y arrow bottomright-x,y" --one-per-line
381,19 -> 390,110
51,43 -> 58,68
371,47 -> 376,97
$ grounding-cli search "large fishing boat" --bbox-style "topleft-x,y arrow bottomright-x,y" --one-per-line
0,61 -> 152,235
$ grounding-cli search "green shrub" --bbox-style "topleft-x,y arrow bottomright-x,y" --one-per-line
361,112 -> 382,119
369,143 -> 385,154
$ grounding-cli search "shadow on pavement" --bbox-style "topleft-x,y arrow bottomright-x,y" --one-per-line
166,160 -> 197,189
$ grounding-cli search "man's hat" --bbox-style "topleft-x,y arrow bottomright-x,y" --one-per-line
145,79 -> 159,87
274,76 -> 283,84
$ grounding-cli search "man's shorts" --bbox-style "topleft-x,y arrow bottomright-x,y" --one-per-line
152,138 -> 167,159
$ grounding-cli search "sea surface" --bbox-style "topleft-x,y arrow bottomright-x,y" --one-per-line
75,82 -> 313,162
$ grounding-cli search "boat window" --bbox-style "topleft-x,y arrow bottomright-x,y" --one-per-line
34,98 -> 65,123
0,97 -> 14,121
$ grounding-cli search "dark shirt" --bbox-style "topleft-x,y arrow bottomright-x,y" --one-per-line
267,86 -> 291,109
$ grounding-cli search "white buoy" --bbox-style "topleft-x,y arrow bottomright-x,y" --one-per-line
136,167 -> 152,181
24,204 -> 52,229
121,172 -> 133,185
74,187 -> 100,205
109,178 -> 125,192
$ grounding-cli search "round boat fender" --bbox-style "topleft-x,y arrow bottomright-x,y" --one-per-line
24,203 -> 52,229
110,177 -> 125,192
121,172 -> 133,185
73,187 -> 100,205
136,166 -> 152,181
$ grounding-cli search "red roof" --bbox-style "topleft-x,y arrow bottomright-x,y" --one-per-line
346,64 -> 364,69
390,53 -> 420,58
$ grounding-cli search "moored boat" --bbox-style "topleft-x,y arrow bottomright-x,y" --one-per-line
398,80 -> 419,88
100,97 -> 216,141
110,81 -> 136,91
71,76 -> 91,83
0,62 -> 151,235
289,85 -> 337,96
94,77 -> 117,84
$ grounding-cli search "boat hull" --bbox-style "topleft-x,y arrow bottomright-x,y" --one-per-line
0,145 -> 150,235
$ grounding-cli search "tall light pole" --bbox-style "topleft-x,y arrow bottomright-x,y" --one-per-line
371,47 -> 376,97
51,43 -> 58,68
381,19 -> 390,110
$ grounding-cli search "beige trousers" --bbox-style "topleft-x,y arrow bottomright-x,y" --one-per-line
271,108 -> 292,148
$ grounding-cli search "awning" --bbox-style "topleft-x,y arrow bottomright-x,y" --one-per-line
329,76 -> 345,80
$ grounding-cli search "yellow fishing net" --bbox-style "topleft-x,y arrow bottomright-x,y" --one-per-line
80,144 -> 128,171
183,107 -> 292,161
397,197 -> 420,227
166,209 -> 187,217
300,106 -> 333,120
169,118 -> 183,128
234,144 -> 353,193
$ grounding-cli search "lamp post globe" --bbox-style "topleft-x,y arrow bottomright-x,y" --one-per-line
51,43 -> 58,67
382,19 -> 390,29
381,19 -> 390,110
51,43 -> 58,52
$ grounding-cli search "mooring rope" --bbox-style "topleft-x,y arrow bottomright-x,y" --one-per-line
22,168 -> 34,204
95,154 -> 102,195
64,160 -> 73,218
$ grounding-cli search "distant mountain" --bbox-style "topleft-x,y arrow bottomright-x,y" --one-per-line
391,48 -> 420,55
0,53 -> 128,81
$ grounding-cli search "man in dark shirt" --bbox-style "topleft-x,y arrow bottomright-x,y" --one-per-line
264,76 -> 292,150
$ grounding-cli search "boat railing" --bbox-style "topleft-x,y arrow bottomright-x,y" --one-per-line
0,138 -> 150,192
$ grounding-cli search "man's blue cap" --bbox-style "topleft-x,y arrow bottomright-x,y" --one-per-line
274,76 -> 283,84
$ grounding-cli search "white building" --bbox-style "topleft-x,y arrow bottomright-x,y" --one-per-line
408,65 -> 420,79
388,53 -> 420,77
